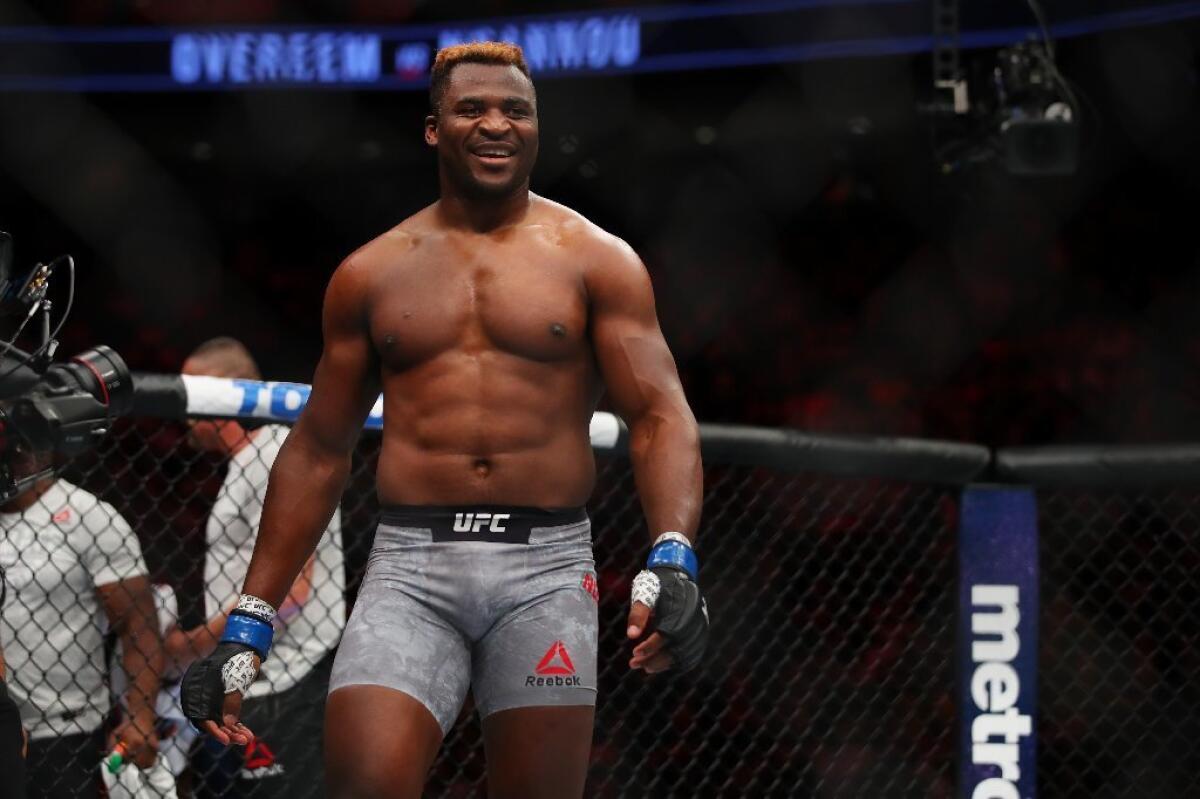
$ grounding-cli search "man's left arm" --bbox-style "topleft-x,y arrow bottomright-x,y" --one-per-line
85,503 -> 162,767
97,577 -> 163,768
587,235 -> 706,674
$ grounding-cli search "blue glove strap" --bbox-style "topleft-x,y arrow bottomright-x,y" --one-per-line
220,612 -> 273,661
647,540 -> 699,581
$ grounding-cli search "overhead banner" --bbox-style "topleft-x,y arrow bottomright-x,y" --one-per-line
0,0 -> 1196,91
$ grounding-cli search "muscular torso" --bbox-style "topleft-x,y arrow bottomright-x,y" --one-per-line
362,198 -> 604,507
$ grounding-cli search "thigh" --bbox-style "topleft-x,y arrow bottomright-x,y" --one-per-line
25,730 -> 102,799
329,546 -> 471,736
323,685 -> 444,799
482,705 -> 595,799
472,577 -> 599,721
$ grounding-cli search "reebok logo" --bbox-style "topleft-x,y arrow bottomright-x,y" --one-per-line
453,512 -> 511,534
240,738 -> 285,780
536,641 -> 575,675
582,573 -> 599,602
525,641 -> 582,687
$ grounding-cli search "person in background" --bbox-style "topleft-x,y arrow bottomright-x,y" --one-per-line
167,337 -> 344,797
0,446 -> 162,799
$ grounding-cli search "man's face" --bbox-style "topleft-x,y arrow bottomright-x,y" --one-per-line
181,357 -> 248,455
426,62 -> 539,197
0,446 -> 52,512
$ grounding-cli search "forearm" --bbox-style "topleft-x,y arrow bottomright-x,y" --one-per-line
240,428 -> 351,608
119,610 -> 163,721
627,405 -> 703,542
278,555 -> 316,622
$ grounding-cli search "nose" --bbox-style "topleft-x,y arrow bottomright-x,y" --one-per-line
478,107 -> 510,136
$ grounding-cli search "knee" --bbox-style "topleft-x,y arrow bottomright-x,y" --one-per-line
324,687 -> 443,799
326,755 -> 427,799
324,734 -> 432,796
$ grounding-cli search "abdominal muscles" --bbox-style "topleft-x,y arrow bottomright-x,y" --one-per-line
374,350 -> 599,507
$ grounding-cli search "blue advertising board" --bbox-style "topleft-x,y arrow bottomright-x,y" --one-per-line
958,486 -> 1039,799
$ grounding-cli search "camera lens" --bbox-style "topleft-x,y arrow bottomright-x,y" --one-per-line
47,345 -> 133,417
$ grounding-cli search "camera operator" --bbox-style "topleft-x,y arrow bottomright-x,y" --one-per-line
0,445 -> 163,798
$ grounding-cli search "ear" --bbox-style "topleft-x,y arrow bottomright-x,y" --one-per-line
424,115 -> 438,147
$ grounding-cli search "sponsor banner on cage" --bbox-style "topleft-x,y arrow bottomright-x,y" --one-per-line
181,374 -> 385,430
958,486 -> 1038,799
179,374 -> 622,447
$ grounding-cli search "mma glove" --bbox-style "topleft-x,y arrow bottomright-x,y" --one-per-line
631,532 -> 710,672
181,595 -> 275,728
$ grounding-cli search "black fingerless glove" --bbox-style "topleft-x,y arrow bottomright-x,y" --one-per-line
651,566 -> 709,672
181,642 -> 259,726
181,609 -> 273,726
638,533 -> 710,673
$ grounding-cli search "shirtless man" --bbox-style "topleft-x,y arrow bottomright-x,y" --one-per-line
182,42 -> 708,798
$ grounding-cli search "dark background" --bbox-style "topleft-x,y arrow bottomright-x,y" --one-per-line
1,4 -> 1197,797
1,1 -> 1199,446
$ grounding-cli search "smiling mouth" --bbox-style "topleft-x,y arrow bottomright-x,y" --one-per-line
471,146 -> 516,163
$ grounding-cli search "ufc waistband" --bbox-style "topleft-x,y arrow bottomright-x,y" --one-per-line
379,505 -> 588,544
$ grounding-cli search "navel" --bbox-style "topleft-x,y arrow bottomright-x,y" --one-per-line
473,458 -> 492,477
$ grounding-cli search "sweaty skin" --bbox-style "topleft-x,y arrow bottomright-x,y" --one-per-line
208,61 -> 701,798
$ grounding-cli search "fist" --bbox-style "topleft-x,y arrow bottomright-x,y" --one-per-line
180,642 -> 261,745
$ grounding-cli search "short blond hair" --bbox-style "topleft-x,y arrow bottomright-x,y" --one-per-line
429,42 -> 532,115
187,336 -> 261,381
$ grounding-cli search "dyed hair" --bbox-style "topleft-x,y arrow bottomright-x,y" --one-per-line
429,41 -> 533,116
188,336 -> 262,381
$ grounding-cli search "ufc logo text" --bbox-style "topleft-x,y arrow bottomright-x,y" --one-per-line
453,512 -> 511,534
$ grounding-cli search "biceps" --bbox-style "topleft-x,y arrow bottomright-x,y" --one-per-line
593,317 -> 686,420
296,331 -> 379,454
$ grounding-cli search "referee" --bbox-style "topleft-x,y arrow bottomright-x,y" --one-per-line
166,338 -> 345,798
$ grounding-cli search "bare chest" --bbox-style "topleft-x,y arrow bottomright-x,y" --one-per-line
369,236 -> 589,369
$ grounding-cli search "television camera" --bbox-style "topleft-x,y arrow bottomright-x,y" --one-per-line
0,232 -> 131,503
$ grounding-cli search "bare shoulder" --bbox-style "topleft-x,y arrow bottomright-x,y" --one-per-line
530,195 -> 645,286
330,204 -> 440,293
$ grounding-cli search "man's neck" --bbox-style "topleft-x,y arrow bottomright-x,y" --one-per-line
436,180 -> 533,233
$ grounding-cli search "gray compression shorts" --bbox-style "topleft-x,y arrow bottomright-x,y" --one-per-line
329,505 -> 599,734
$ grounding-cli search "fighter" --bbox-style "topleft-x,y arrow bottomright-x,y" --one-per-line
182,41 -> 709,798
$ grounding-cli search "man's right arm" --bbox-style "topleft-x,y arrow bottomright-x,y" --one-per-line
182,254 -> 379,743
239,255 -> 380,609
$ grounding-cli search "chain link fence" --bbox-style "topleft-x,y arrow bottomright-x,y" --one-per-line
1038,488 -> 1200,799
1,416 -> 961,797
24,416 -> 1200,797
